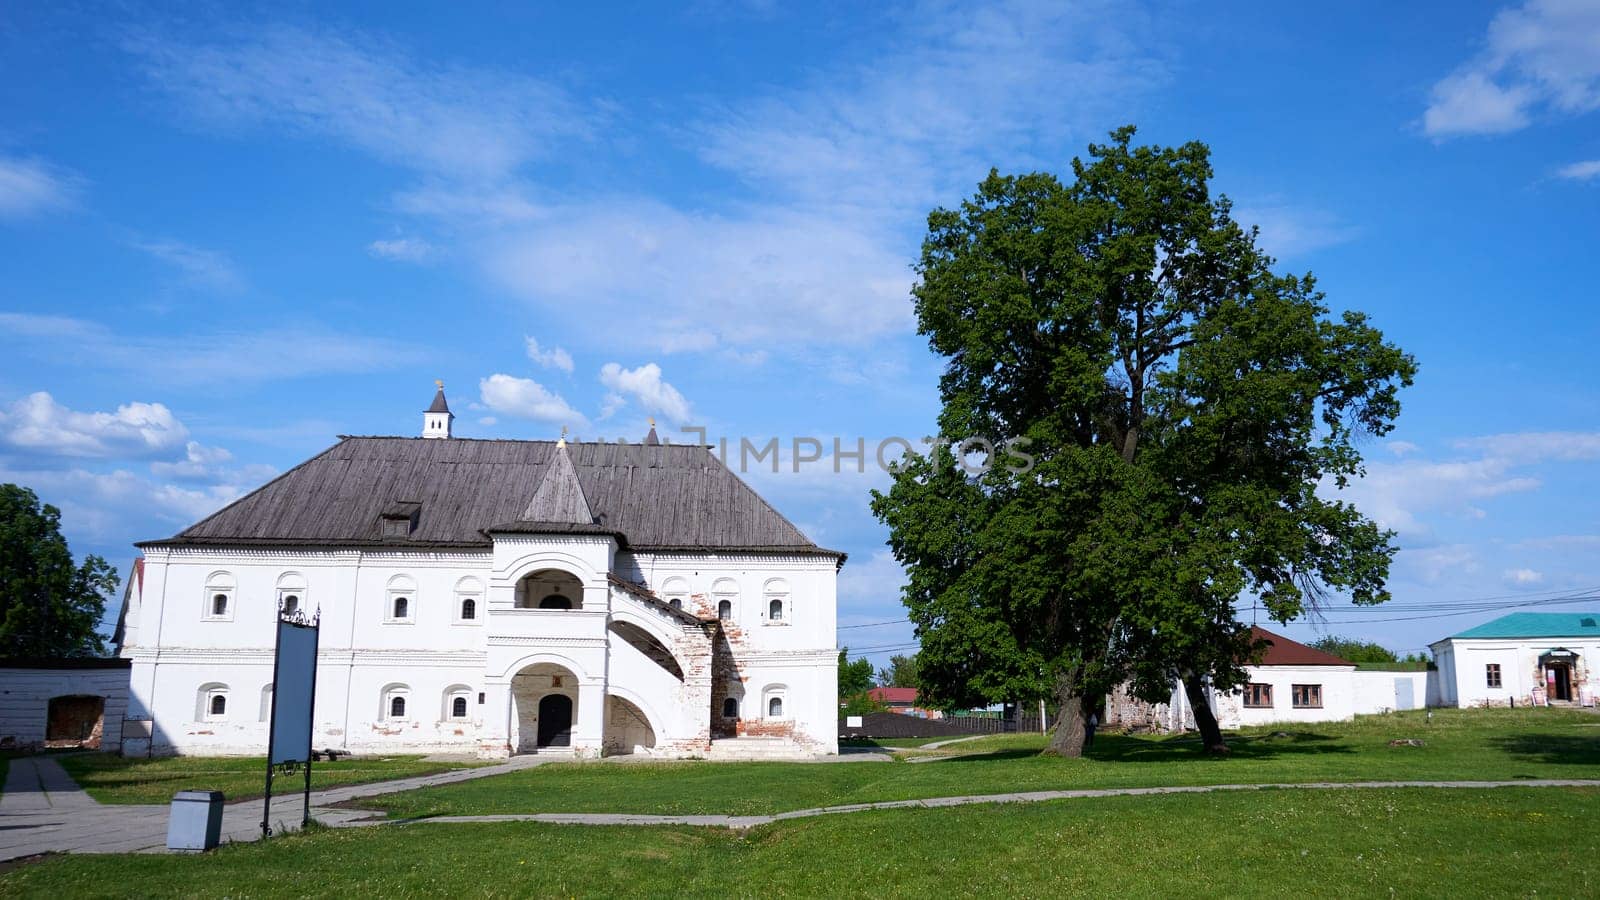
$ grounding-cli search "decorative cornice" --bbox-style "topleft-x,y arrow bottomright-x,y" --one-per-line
487,635 -> 607,648
142,546 -> 491,567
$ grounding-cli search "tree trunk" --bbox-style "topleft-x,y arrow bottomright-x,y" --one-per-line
1182,674 -> 1229,755
1044,671 -> 1087,757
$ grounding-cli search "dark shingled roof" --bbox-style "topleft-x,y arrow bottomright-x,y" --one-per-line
145,436 -> 840,557
427,386 -> 451,414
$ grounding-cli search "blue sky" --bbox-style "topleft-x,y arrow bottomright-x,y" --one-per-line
2,0 -> 1597,667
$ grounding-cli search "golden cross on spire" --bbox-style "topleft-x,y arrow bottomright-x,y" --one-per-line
557,425 -> 568,448
435,379 -> 444,390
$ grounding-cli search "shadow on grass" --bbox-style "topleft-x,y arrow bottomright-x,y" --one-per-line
1084,731 -> 1354,764
1489,733 -> 1600,767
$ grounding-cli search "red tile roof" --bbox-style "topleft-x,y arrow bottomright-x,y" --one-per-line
868,687 -> 920,704
1251,626 -> 1353,666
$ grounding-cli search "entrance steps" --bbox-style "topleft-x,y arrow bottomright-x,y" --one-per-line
704,736 -> 818,761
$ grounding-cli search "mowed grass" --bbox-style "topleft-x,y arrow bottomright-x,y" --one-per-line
56,753 -> 489,805
4,787 -> 1597,898
366,708 -> 1600,819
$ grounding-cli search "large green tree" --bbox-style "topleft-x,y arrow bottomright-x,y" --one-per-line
1309,636 -> 1398,664
872,127 -> 1413,757
838,648 -> 876,698
877,653 -> 920,689
0,484 -> 117,657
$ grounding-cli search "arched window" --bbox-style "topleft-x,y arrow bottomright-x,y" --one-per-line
276,572 -> 307,620
260,684 -> 274,722
516,569 -> 584,609
386,575 -> 417,623
381,684 -> 411,721
203,572 -> 235,621
712,577 -> 739,623
197,683 -> 229,721
442,685 -> 473,722
454,576 -> 484,625
763,685 -> 787,720
661,576 -> 690,612
722,697 -> 738,719
763,579 -> 789,624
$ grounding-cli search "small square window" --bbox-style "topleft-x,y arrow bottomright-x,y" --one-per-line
1243,683 -> 1273,708
1291,684 -> 1322,709
1486,663 -> 1502,688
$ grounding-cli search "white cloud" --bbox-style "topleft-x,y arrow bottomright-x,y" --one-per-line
0,156 -> 81,218
483,199 -> 915,351
368,237 -> 436,262
385,2 -> 1165,354
1386,440 -> 1422,456
0,392 -> 190,459
149,440 -> 276,485
0,313 -> 417,385
1231,201 -> 1359,258
525,336 -> 574,373
125,24 -> 599,178
131,238 -> 243,291
478,374 -> 588,428
0,462 -> 244,542
1423,0 -> 1600,138
1556,159 -> 1600,180
597,362 -> 692,424
1504,567 -> 1544,584
1458,431 -> 1600,463
1334,430 -> 1600,538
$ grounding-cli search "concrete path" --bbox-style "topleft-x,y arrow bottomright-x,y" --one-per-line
0,753 -> 550,863
404,778 -> 1600,831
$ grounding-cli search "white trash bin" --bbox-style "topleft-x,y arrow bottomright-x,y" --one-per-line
167,790 -> 225,852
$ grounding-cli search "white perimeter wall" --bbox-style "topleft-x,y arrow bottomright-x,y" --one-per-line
0,666 -> 130,752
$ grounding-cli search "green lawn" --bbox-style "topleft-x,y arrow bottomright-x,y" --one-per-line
4,787 -> 1596,898
366,708 -> 1600,819
56,753 -> 489,805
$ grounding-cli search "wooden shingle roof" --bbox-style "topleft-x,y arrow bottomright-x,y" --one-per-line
144,436 -> 840,557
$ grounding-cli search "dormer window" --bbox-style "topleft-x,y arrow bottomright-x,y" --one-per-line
380,501 -> 421,539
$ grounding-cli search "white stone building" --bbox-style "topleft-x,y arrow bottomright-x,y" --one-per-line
117,387 -> 842,758
1429,613 -> 1599,708
1106,626 -> 1429,732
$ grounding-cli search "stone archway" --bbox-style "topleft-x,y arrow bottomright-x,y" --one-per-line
511,662 -> 579,753
603,694 -> 658,755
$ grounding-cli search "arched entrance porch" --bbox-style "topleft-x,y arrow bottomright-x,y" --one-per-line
511,662 -> 580,753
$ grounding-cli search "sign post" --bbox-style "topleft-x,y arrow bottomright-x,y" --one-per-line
263,604 -> 320,838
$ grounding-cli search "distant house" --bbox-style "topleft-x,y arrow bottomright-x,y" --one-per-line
1430,613 -> 1600,708
1107,626 -> 1429,732
866,687 -> 943,719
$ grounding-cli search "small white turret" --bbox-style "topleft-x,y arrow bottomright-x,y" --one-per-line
423,380 -> 453,439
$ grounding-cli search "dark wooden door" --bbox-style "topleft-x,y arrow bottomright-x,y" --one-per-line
1554,665 -> 1573,701
537,694 -> 573,747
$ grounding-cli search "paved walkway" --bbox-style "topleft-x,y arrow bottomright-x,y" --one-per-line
5,756 -> 1600,861
0,754 -> 549,863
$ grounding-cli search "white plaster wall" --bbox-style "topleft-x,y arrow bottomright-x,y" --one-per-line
0,667 -> 130,752
1431,638 -> 1600,707
1228,665 -> 1357,727
1350,670 -> 1430,714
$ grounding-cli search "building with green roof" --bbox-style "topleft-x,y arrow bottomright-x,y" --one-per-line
1429,612 -> 1600,708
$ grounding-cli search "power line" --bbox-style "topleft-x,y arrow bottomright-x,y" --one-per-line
839,619 -> 912,629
